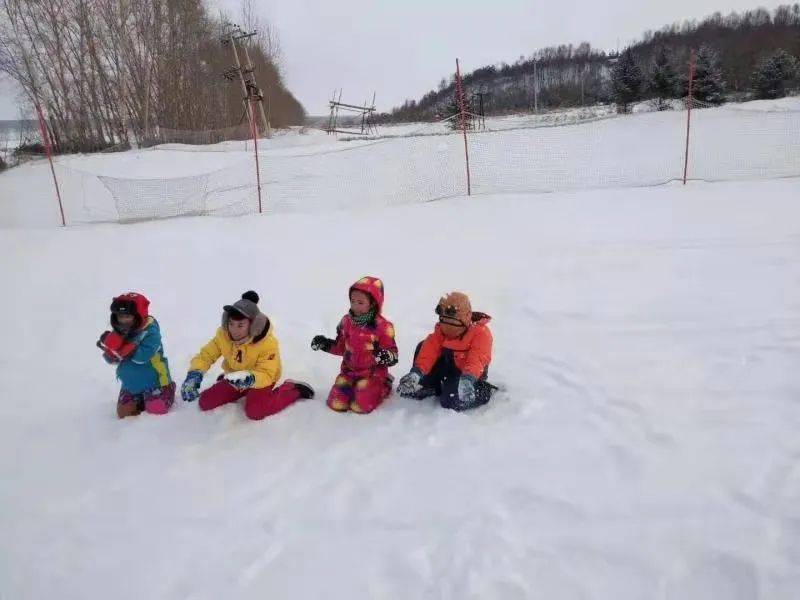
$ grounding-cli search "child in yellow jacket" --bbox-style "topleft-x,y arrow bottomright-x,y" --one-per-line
180,291 -> 313,420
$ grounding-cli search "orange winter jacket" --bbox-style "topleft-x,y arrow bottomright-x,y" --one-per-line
414,313 -> 493,379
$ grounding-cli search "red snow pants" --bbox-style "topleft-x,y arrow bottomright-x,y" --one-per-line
199,380 -> 301,420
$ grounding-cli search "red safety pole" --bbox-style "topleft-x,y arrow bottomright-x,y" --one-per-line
35,101 -> 65,226
455,58 -> 471,196
249,98 -> 263,213
683,49 -> 696,186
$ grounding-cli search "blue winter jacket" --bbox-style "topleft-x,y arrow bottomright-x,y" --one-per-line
116,317 -> 172,394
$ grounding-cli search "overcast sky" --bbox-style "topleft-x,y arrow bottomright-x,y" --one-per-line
0,0 -> 788,119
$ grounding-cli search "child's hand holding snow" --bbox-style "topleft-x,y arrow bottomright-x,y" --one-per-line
397,369 -> 423,397
224,371 -> 255,391
456,375 -> 477,408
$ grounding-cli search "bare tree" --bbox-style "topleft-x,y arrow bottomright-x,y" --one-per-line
0,0 -> 304,153
239,0 -> 282,70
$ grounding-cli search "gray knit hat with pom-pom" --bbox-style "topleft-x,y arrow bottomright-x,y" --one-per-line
222,291 -> 268,338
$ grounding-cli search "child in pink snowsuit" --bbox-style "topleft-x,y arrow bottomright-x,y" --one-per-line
311,277 -> 398,413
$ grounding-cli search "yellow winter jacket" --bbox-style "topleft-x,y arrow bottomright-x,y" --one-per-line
189,326 -> 282,389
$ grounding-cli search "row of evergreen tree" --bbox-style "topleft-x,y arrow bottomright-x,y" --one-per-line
379,4 -> 800,122
612,45 -> 797,112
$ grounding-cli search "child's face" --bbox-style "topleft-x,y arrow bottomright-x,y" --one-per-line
228,318 -> 250,341
116,313 -> 135,330
350,290 -> 372,316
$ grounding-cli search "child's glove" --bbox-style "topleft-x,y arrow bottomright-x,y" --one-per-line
373,347 -> 398,367
102,351 -> 120,364
397,369 -> 423,397
181,370 -> 204,402
97,331 -> 137,361
311,335 -> 334,352
224,370 -> 255,391
456,374 -> 477,409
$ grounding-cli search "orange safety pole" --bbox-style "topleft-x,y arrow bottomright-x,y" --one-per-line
35,102 -> 65,226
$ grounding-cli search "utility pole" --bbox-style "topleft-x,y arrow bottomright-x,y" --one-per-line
683,49 -> 696,185
222,23 -> 271,138
239,40 -> 271,137
533,59 -> 539,113
455,58 -> 471,196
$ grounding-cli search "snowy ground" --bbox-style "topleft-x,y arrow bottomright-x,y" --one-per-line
1,178 -> 799,599
1,99 -> 799,599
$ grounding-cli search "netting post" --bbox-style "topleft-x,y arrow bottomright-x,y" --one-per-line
249,98 -> 263,213
35,101 -> 65,226
455,58 -> 471,196
683,49 -> 696,186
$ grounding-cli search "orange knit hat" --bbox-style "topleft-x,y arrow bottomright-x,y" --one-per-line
436,291 -> 472,338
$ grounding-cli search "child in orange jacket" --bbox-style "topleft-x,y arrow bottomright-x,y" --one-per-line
397,291 -> 495,411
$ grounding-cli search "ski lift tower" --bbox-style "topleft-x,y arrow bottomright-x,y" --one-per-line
326,90 -> 378,136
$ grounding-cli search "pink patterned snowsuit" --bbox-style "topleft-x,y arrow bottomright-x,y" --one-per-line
324,277 -> 398,413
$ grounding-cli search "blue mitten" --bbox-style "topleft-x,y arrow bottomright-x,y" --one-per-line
181,370 -> 204,402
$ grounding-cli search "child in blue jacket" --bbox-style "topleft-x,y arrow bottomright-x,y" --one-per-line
97,292 -> 175,418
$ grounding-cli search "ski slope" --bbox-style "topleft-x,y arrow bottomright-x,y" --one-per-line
0,102 -> 799,599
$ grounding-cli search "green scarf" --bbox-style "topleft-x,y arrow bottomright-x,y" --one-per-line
351,308 -> 376,326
